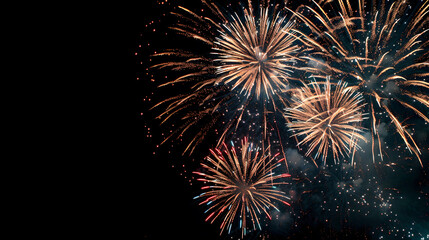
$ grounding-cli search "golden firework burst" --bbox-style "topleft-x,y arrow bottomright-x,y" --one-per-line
151,0 -> 309,155
285,78 -> 367,164
213,6 -> 301,99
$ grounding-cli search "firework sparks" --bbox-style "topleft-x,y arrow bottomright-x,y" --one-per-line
290,0 -> 429,166
285,78 -> 367,164
193,138 -> 291,237
213,6 -> 301,101
151,0 -> 308,155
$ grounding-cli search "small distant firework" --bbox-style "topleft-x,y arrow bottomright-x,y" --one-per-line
152,0 -> 306,154
193,138 -> 291,237
291,0 -> 429,165
285,78 -> 367,164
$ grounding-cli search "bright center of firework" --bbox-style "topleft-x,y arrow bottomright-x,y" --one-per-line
236,182 -> 252,194
254,47 -> 267,63
323,123 -> 332,129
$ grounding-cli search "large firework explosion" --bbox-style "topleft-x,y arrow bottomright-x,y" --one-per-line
285,78 -> 367,165
290,0 -> 429,166
151,0 -> 308,155
213,5 -> 300,101
193,138 -> 291,237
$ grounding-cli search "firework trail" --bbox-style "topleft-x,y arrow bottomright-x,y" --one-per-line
285,78 -> 367,165
193,138 -> 291,237
151,0 -> 308,156
289,0 -> 429,166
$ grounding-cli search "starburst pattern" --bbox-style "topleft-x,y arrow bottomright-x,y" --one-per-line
213,6 -> 301,100
193,138 -> 291,237
151,0 -> 308,155
285,78 -> 367,164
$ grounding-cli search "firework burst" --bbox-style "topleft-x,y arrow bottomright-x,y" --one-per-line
151,0 -> 308,155
213,5 -> 301,101
290,0 -> 429,166
285,78 -> 367,164
193,138 -> 291,237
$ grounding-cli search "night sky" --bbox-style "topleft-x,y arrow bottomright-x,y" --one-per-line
130,0 -> 429,239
